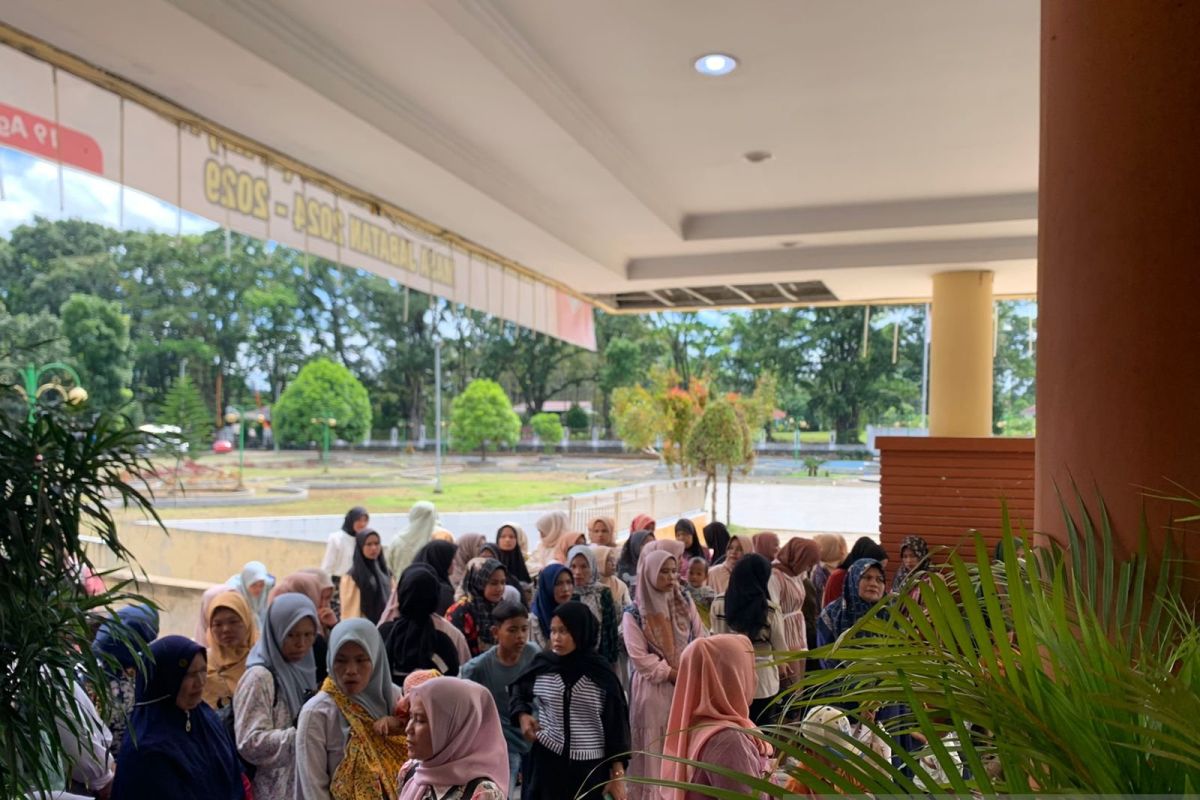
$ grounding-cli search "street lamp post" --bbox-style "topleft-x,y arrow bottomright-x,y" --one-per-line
310,413 -> 337,473
4,362 -> 87,424
433,338 -> 443,494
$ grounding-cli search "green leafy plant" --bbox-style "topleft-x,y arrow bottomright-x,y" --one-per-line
530,411 -> 564,455
642,491 -> 1200,796
273,357 -> 372,447
564,403 -> 590,435
156,374 -> 213,453
0,400 -> 159,796
449,379 -> 520,462
685,398 -> 748,520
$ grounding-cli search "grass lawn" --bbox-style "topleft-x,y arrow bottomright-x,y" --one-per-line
154,471 -> 615,519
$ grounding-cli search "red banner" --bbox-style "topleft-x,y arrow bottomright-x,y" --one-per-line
0,102 -> 104,174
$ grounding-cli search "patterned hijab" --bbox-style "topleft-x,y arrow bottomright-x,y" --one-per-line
819,557 -> 886,641
893,535 -> 930,591
633,549 -> 694,668
461,557 -> 506,644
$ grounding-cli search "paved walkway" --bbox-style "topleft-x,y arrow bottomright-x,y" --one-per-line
727,482 -> 879,535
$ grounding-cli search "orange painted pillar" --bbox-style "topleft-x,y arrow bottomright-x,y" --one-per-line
1037,3 -> 1200,583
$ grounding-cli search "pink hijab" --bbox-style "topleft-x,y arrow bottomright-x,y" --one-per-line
630,513 -> 656,534
634,549 -> 693,669
642,538 -> 685,560
661,635 -> 770,798
532,511 -> 569,567
399,677 -> 509,799
752,531 -> 781,558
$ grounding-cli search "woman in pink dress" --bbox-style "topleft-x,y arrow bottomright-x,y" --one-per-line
621,549 -> 705,799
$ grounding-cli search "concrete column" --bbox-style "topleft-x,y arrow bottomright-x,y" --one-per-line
1037,3 -> 1200,583
928,270 -> 994,437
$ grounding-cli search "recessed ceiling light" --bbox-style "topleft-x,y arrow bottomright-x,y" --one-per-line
694,53 -> 738,76
781,240 -> 801,248
743,150 -> 773,164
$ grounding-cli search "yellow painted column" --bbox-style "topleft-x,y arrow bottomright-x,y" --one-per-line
929,270 -> 994,436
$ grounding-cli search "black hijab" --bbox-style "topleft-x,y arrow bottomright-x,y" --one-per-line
705,521 -> 732,565
838,536 -> 889,570
341,506 -> 368,537
381,564 -> 460,682
347,529 -> 391,623
724,553 -> 772,636
494,524 -> 532,585
412,539 -> 457,614
617,529 -> 655,586
675,518 -> 708,563
517,601 -> 619,689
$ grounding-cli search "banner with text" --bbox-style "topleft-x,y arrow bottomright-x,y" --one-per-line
0,43 -> 595,351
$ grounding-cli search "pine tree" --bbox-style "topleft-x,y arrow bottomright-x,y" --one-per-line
158,375 -> 213,453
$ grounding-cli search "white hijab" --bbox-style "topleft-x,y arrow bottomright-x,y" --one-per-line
386,501 -> 437,576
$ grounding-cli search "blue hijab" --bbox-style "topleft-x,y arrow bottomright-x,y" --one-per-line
532,563 -> 570,638
112,636 -> 242,800
816,558 -> 886,669
93,603 -> 159,674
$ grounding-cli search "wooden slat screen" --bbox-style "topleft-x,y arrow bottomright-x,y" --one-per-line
877,436 -> 1035,569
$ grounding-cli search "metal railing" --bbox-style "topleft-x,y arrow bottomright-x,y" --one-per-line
564,475 -> 707,533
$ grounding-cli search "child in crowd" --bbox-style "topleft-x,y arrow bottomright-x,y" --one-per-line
682,556 -> 716,629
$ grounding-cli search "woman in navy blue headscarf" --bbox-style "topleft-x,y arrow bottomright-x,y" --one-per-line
91,603 -> 159,758
112,635 -> 244,799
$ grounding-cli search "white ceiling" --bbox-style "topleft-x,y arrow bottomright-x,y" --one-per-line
2,0 -> 1040,306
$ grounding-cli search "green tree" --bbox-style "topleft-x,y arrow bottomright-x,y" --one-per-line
0,299 -> 68,365
273,358 -> 372,446
564,403 -> 590,436
803,307 -> 901,441
611,384 -> 664,453
449,378 -> 520,461
530,411 -> 564,454
685,397 -> 748,519
60,293 -> 133,412
478,321 -> 591,414
993,300 -> 1037,433
156,375 -> 213,452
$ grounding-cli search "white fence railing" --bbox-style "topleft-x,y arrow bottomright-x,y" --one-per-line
565,476 -> 707,534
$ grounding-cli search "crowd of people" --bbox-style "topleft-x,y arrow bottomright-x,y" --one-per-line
51,501 -> 971,800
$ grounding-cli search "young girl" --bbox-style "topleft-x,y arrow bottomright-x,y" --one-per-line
512,602 -> 631,800
321,507 -> 369,615
339,529 -> 393,623
530,563 -> 575,650
446,558 -> 508,658
706,535 -> 746,594
567,545 -> 622,665
675,518 -> 709,563
682,557 -> 716,629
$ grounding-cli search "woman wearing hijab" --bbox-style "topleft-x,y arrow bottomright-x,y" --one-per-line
629,513 -> 656,536
194,583 -> 231,647
811,534 -> 848,599
396,677 -> 509,800
202,590 -> 258,711
816,557 -> 888,669
512,601 -> 631,800
406,539 -> 457,615
706,535 -> 746,594
751,532 -> 782,563
387,500 -> 438,577
622,549 -> 705,799
296,619 -> 409,800
704,521 -> 732,566
591,545 -> 631,610
567,544 -> 622,665
381,564 -> 462,682
449,533 -> 487,595
661,635 -> 773,800
446,558 -> 508,658
273,571 -> 339,635
90,603 -> 159,758
709,554 -> 789,723
530,510 -> 570,571
554,531 -> 588,567
227,560 -> 275,627
616,529 -> 655,592
112,636 -> 244,800
822,537 -> 889,607
234,593 -> 319,800
773,537 -> 820,671
322,507 -> 370,616
529,563 -> 575,650
494,522 -> 532,588
892,535 -> 930,593
588,515 -> 617,546
340,529 -> 393,623
675,518 -> 709,563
